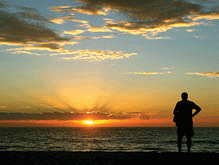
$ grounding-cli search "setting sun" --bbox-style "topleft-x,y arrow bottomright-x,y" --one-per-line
84,120 -> 95,125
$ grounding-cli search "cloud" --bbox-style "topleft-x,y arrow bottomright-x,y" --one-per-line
50,4 -> 108,15
64,30 -> 85,35
65,0 -> 219,38
11,51 -> 40,56
104,18 -> 202,39
161,66 -> 172,70
0,2 -> 70,51
101,35 -> 115,39
187,72 -> 219,78
0,111 -> 151,121
76,0 -> 219,21
126,66 -> 173,75
0,112 -> 107,121
71,36 -> 90,40
6,40 -> 78,53
75,34 -> 115,40
189,13 -> 219,21
125,112 -> 154,120
56,15 -> 89,24
186,29 -> 197,32
63,16 -> 89,24
60,50 -> 137,61
126,71 -> 172,75
87,26 -> 112,32
71,3 -> 108,15
49,18 -> 65,24
50,6 -> 72,13
126,72 -> 165,75
193,35 -> 200,39
59,34 -> 115,41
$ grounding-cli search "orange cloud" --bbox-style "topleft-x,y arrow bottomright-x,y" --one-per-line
105,18 -> 201,37
6,40 -> 78,54
189,13 -> 219,21
101,35 -> 115,38
71,8 -> 106,15
126,71 -> 172,75
186,29 -> 197,32
49,18 -> 65,24
64,30 -> 85,35
62,16 -> 88,24
62,34 -> 115,41
187,72 -> 219,78
49,6 -> 72,13
87,26 -> 112,32
61,50 -> 137,61
126,72 -> 165,75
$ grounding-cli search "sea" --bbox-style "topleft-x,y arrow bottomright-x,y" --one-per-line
0,127 -> 218,153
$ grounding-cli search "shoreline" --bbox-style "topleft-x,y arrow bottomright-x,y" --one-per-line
1,151 -> 218,164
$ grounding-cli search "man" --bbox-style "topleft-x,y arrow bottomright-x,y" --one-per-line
173,92 -> 201,153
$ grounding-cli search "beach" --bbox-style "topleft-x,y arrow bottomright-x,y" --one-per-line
0,152 -> 218,164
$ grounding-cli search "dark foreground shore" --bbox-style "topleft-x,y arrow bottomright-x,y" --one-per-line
0,152 -> 218,164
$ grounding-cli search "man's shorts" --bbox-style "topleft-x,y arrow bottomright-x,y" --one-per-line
177,125 -> 194,137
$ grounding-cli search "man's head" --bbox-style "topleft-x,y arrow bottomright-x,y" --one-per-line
181,92 -> 188,100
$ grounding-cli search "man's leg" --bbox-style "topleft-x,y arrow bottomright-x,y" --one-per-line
177,126 -> 183,153
187,136 -> 192,153
177,135 -> 183,153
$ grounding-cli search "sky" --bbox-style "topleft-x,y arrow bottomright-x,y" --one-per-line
0,0 -> 218,127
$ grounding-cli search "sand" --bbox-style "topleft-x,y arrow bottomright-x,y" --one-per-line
0,152 -> 218,164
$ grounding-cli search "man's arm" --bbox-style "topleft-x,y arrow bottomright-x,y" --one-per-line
192,103 -> 201,117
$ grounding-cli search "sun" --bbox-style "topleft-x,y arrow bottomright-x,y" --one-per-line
84,120 -> 94,125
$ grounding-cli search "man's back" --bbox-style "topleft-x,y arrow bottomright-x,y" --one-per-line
173,92 -> 201,126
174,100 -> 196,125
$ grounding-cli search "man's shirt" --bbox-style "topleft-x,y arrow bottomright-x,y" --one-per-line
173,100 -> 201,126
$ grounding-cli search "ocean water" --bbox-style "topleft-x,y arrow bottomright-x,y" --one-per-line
0,127 -> 218,153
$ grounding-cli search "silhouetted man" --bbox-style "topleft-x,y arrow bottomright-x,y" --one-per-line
173,92 -> 201,153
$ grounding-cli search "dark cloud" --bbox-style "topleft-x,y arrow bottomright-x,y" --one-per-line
78,0 -> 202,20
76,0 -> 218,21
0,112 -> 106,120
0,111 -> 151,121
0,2 -> 70,50
66,0 -> 219,37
